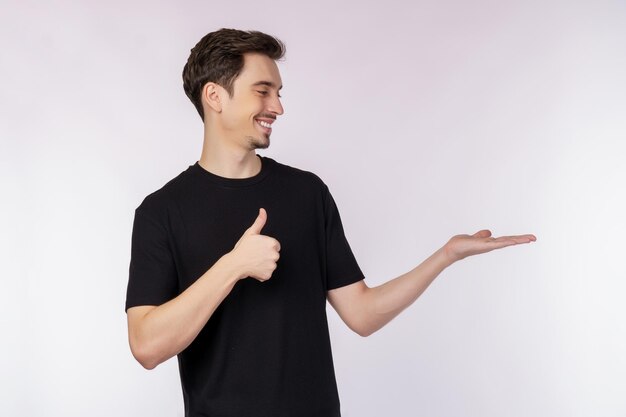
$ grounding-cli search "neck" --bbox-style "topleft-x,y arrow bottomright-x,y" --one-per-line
198,129 -> 262,179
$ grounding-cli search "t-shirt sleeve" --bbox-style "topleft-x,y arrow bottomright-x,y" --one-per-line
323,185 -> 364,291
125,207 -> 178,311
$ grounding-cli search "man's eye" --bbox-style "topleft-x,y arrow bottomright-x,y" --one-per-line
257,91 -> 281,98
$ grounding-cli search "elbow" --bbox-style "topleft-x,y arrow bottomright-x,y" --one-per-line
356,328 -> 377,338
351,322 -> 377,338
129,338 -> 162,370
135,354 -> 159,371
343,309 -> 379,337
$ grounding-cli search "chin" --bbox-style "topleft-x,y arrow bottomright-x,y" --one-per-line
248,135 -> 270,150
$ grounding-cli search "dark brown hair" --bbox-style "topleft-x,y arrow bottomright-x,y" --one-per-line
182,28 -> 286,121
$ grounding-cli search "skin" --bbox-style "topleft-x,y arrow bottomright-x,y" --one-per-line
126,52 -> 536,369
198,52 -> 284,179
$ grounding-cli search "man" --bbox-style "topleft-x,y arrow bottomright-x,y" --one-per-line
125,28 -> 536,417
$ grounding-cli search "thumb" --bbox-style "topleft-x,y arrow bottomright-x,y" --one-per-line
473,229 -> 492,238
244,208 -> 267,236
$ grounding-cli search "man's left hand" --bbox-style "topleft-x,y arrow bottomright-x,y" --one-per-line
444,230 -> 537,264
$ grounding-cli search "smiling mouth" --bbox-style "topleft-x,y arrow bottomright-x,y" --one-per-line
255,119 -> 273,134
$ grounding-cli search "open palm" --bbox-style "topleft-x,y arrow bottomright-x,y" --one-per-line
444,229 -> 537,263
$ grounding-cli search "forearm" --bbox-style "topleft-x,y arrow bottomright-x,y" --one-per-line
330,230 -> 535,337
128,253 -> 241,369
361,247 -> 452,336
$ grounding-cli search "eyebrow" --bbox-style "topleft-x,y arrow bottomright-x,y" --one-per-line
252,80 -> 283,90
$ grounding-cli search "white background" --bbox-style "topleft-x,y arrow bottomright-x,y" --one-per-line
2,0 -> 625,416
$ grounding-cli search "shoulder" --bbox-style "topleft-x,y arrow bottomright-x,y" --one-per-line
135,165 -> 195,218
266,157 -> 329,193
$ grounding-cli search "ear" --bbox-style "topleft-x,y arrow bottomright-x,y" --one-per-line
202,82 -> 223,114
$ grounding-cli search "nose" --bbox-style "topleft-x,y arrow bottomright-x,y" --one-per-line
269,95 -> 284,116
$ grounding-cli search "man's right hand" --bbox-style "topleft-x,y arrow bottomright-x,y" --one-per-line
127,208 -> 280,369
230,208 -> 281,282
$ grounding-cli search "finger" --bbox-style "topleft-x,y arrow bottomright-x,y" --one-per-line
490,236 -> 534,247
244,208 -> 267,236
495,234 -> 536,243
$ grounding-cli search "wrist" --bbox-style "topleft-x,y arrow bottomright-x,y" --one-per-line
438,244 -> 457,268
217,252 -> 245,284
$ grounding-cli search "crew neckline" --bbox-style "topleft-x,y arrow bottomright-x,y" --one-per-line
191,155 -> 273,188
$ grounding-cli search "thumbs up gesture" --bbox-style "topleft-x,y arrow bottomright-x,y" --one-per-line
230,208 -> 281,282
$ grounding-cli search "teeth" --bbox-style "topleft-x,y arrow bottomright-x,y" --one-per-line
257,120 -> 271,128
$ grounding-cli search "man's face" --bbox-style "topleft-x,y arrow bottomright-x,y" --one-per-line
219,52 -> 284,150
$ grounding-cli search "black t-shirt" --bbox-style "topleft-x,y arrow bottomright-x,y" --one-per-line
126,155 -> 364,417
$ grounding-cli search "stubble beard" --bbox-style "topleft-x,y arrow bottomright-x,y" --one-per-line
246,134 -> 270,150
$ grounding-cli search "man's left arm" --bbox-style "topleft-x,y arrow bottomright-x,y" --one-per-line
327,229 -> 536,337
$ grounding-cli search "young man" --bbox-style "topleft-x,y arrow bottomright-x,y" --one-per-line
125,28 -> 536,417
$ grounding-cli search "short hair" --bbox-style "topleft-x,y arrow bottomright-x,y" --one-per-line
182,28 -> 286,121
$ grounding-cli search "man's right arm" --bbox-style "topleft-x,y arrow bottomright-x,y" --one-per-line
127,207 -> 279,370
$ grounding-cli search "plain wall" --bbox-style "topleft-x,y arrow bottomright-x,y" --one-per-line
2,0 -> 625,416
